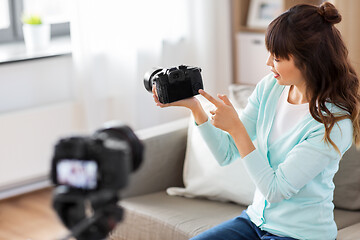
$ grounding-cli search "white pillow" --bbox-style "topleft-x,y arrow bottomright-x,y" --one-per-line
167,92 -> 256,206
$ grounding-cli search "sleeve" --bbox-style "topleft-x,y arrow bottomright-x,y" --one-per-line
242,118 -> 353,203
239,80 -> 262,141
196,119 -> 240,166
195,76 -> 267,166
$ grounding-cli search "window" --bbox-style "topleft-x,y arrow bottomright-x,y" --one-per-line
0,0 -> 70,44
0,0 -> 10,29
0,0 -> 13,42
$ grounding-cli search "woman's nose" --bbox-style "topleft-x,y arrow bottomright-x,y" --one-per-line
266,54 -> 273,67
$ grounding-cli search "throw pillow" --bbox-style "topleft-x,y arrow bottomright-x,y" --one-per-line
167,85 -> 256,206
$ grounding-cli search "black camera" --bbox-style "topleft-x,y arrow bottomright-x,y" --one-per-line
144,65 -> 203,104
51,122 -> 144,240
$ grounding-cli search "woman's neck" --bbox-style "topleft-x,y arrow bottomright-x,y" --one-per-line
288,84 -> 309,105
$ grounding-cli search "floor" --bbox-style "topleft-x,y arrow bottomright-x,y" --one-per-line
0,188 -> 68,240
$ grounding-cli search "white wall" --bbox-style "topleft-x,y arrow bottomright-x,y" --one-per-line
0,56 -> 86,196
0,56 -> 74,113
0,101 -> 84,188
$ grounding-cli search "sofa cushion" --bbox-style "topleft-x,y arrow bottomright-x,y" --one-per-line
110,191 -> 246,240
333,144 -> 360,210
122,118 -> 188,199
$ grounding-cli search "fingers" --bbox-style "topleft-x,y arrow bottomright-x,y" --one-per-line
152,85 -> 157,95
217,94 -> 233,106
154,96 -> 170,108
152,87 -> 160,103
152,85 -> 168,107
199,89 -> 221,107
199,89 -> 233,107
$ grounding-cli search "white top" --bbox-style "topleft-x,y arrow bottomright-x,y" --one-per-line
269,86 -> 309,143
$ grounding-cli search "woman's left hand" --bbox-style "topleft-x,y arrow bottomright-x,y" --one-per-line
199,89 -> 242,135
199,89 -> 255,157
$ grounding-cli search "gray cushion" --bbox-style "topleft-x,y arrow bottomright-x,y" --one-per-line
122,118 -> 188,199
109,191 -> 246,240
333,144 -> 360,210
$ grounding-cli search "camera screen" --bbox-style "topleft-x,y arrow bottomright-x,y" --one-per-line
57,159 -> 98,190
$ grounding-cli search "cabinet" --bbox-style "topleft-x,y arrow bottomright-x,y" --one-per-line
231,0 -> 322,84
236,32 -> 269,85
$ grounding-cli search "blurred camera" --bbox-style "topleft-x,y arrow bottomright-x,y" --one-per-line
51,121 -> 144,240
144,65 -> 203,103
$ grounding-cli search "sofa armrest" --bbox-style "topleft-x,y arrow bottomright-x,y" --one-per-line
121,117 -> 189,198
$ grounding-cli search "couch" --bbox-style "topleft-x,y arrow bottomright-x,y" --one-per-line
109,85 -> 360,240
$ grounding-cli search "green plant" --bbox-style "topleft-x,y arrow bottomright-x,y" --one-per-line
22,14 -> 42,25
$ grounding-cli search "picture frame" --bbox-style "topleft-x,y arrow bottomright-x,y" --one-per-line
247,0 -> 283,29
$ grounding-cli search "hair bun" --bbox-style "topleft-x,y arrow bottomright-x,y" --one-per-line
317,2 -> 342,24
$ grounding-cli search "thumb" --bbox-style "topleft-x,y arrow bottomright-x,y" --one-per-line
218,94 -> 233,106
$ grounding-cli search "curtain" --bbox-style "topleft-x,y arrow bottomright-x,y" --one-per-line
70,0 -> 232,131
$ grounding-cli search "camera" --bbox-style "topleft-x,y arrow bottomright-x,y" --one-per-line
144,65 -> 203,104
51,121 -> 144,240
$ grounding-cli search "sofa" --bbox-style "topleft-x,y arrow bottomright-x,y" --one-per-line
109,85 -> 360,240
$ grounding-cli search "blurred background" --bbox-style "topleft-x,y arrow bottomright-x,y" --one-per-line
0,0 -> 358,208
0,0 -> 232,199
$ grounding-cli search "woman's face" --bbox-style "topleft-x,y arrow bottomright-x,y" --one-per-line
266,53 -> 305,86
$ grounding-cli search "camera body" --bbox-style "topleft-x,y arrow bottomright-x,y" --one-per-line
144,65 -> 203,104
51,123 -> 142,192
51,122 -> 144,240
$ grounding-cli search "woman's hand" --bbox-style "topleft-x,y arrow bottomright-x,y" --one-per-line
152,85 -> 208,125
199,89 -> 255,157
152,85 -> 199,110
199,89 -> 242,135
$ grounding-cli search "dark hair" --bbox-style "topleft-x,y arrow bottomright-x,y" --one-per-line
265,1 -> 360,152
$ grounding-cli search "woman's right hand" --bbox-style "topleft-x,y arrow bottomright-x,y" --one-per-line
152,85 -> 199,110
152,85 -> 208,125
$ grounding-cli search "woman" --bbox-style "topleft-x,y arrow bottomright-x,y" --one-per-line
153,2 -> 360,239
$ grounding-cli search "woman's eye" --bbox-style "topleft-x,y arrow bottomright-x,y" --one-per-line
274,58 -> 280,62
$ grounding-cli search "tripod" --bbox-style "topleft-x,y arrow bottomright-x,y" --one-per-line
54,187 -> 123,240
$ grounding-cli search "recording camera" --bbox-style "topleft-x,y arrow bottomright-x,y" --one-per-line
144,65 -> 203,104
51,121 -> 144,240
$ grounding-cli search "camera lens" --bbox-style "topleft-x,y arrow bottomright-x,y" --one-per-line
143,68 -> 162,92
97,122 -> 144,172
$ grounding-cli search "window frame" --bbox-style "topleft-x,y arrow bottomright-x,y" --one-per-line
0,0 -> 70,44
0,0 -> 15,42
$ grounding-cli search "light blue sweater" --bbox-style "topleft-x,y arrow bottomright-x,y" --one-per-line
196,74 -> 353,240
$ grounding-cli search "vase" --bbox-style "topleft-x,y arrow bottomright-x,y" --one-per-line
22,24 -> 50,53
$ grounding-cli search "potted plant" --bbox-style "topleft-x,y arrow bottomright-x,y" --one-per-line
22,14 -> 50,53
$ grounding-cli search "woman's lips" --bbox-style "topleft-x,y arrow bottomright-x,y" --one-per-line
272,70 -> 280,78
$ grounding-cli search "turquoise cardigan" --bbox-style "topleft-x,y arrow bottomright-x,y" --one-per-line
197,74 -> 353,240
